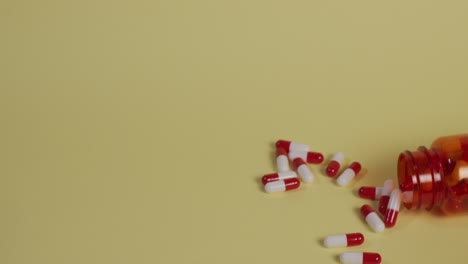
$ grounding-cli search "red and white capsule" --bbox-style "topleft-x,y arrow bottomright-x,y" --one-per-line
262,171 -> 297,185
323,233 -> 364,248
358,186 -> 384,200
384,189 -> 402,227
336,162 -> 362,186
360,204 -> 385,233
275,140 -> 310,153
339,252 -> 382,264
276,148 -> 290,172
292,158 -> 314,183
288,151 -> 324,164
264,178 -> 300,193
326,152 -> 345,177
378,180 -> 396,214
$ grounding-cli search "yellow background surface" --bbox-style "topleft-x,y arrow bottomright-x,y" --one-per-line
2,1 -> 468,263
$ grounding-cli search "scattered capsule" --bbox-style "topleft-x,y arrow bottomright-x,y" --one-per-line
292,158 -> 314,183
323,233 -> 364,248
360,204 -> 385,233
384,189 -> 402,227
340,252 -> 382,264
358,186 -> 384,200
288,151 -> 324,164
262,171 -> 297,185
276,148 -> 290,172
378,180 -> 395,214
264,178 -> 300,193
336,162 -> 362,186
326,152 -> 345,177
276,140 -> 310,152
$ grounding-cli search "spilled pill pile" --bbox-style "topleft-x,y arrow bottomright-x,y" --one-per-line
260,139 -> 407,264
262,140 -> 324,193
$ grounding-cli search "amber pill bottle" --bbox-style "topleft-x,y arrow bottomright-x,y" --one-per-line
398,134 -> 468,213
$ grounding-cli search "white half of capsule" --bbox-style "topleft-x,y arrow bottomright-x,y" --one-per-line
264,180 -> 287,193
289,142 -> 310,152
331,152 -> 345,163
297,164 -> 314,183
340,252 -> 363,264
365,212 -> 385,233
382,179 -> 395,196
323,235 -> 347,248
387,189 -> 402,211
336,168 -> 356,186
402,191 -> 413,203
288,151 -> 307,161
276,155 -> 290,172
276,171 -> 297,180
374,187 -> 384,199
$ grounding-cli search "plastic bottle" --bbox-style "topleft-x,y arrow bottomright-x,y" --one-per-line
398,134 -> 468,213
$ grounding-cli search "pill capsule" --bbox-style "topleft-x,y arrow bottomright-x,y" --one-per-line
275,140 -> 310,152
264,178 -> 300,193
360,204 -> 385,232
339,252 -> 382,264
262,171 -> 297,185
384,189 -> 402,227
358,186 -> 384,200
378,180 -> 395,214
323,233 -> 364,248
288,151 -> 324,164
276,148 -> 290,172
326,152 -> 345,177
292,158 -> 314,183
336,162 -> 362,186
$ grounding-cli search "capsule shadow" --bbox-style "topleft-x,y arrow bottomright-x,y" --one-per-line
254,175 -> 264,192
269,147 -> 276,170
313,239 -> 321,250
334,254 -> 341,263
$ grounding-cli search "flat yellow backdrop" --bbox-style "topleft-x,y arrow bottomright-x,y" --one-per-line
2,1 -> 468,263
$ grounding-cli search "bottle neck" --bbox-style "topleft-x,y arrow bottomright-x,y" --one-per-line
397,146 -> 448,210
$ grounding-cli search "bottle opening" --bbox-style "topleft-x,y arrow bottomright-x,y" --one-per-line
397,147 -> 447,210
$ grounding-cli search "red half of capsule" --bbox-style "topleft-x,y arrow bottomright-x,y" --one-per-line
349,162 -> 362,174
384,209 -> 399,228
262,173 -> 279,185
306,152 -> 324,164
326,160 -> 340,177
378,196 -> 390,215
276,147 -> 288,157
346,233 -> 365,246
360,204 -> 375,218
284,178 -> 300,191
292,158 -> 306,170
275,140 -> 291,152
363,252 -> 382,264
359,187 -> 377,199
